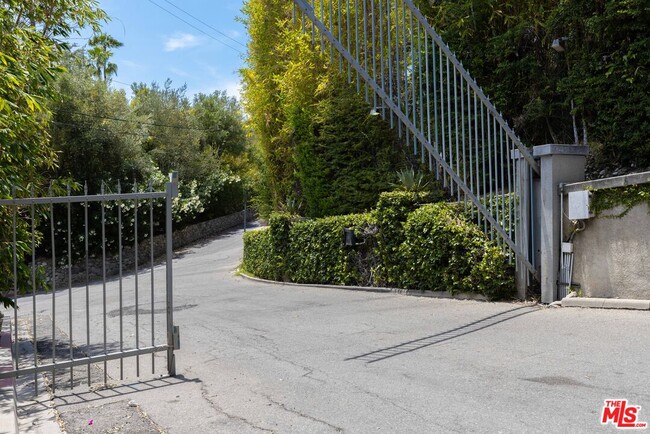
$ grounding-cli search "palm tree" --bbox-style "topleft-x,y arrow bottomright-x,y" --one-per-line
88,32 -> 123,81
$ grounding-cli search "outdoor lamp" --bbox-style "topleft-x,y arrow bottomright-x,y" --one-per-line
551,37 -> 568,53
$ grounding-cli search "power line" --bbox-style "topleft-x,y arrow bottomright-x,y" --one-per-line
161,0 -> 246,48
112,79 -> 133,87
59,110 -> 215,132
146,0 -> 243,54
51,120 -> 152,139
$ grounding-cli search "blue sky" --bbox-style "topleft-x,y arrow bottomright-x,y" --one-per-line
81,0 -> 248,100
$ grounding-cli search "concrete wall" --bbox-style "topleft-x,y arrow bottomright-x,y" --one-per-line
571,203 -> 650,299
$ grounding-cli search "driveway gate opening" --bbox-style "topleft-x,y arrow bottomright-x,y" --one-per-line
0,173 -> 179,393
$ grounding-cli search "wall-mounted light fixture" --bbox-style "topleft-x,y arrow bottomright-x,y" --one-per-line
343,228 -> 365,247
551,37 -> 568,53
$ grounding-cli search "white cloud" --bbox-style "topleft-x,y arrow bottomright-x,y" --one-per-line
164,33 -> 202,52
226,30 -> 241,39
169,67 -> 192,78
223,80 -> 242,100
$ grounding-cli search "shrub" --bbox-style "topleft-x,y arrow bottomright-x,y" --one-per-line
242,195 -> 515,300
287,213 -> 376,285
399,203 -> 514,300
241,212 -> 299,281
373,191 -> 440,286
241,228 -> 278,280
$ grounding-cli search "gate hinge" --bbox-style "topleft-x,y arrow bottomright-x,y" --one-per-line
173,325 -> 180,349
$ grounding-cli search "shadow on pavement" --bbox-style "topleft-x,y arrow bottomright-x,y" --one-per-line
345,305 -> 539,363
53,374 -> 201,407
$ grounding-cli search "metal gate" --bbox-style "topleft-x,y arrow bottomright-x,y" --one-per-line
292,0 -> 540,288
0,173 -> 179,393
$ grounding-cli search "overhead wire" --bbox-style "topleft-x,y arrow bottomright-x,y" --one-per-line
145,0 -> 244,54
161,0 -> 245,48
55,110 -> 216,132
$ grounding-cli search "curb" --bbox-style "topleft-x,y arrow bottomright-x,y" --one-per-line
561,297 -> 650,310
240,273 -> 650,310
238,272 -> 489,301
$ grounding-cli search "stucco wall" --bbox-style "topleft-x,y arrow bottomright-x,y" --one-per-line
571,204 -> 650,299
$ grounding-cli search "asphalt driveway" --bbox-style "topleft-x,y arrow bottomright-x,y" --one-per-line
11,225 -> 650,433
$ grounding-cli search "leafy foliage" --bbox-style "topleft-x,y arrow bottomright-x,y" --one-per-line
287,214 -> 376,285
50,54 -> 154,192
242,193 -> 514,299
241,228 -> 277,281
296,76 -> 402,217
414,0 -> 650,172
590,184 -> 650,218
399,203 -> 514,299
241,0 -> 404,219
373,191 -> 443,286
0,0 -> 106,309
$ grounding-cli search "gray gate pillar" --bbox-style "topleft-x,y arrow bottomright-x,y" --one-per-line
512,149 -> 533,299
533,145 -> 589,303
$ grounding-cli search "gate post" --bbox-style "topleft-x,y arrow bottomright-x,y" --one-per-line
533,145 -> 588,303
166,172 -> 179,376
514,150 -> 532,299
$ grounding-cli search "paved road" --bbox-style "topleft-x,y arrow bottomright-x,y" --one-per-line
10,225 -> 650,433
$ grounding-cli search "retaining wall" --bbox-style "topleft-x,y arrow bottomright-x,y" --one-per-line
571,203 -> 650,299
45,209 -> 253,288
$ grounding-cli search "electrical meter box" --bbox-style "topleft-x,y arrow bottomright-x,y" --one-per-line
567,190 -> 593,220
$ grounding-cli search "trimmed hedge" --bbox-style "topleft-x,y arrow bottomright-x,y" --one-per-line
374,191 -> 437,286
242,192 -> 515,300
241,212 -> 298,281
288,213 -> 376,285
241,228 -> 277,280
398,203 -> 514,299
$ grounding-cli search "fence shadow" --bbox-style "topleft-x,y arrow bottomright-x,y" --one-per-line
345,305 -> 539,364
51,374 -> 201,407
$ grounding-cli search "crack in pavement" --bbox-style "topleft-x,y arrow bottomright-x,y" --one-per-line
337,378 -> 463,433
263,394 -> 345,433
199,382 -> 274,433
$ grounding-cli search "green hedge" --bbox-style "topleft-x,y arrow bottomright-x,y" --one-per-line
398,203 -> 514,299
241,212 -> 298,281
242,192 -> 515,300
287,213 -> 376,285
374,191 -> 437,286
241,228 -> 278,280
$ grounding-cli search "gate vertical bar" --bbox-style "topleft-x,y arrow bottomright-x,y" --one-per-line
67,185 -> 73,387
338,0 -> 343,72
11,189 -> 18,381
84,183 -> 90,386
31,187 -> 38,394
149,182 -> 156,374
166,173 -> 177,376
101,183 -> 107,384
49,186 -> 57,390
516,151 -> 532,298
134,182 -> 140,377
118,181 -> 124,380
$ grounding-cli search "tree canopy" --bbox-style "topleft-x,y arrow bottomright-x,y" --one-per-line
1,0 -> 107,308
241,0 -> 404,218
414,0 -> 650,172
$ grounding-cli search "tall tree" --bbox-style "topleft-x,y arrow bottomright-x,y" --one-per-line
0,0 -> 106,308
87,32 -> 123,81
241,0 -> 403,218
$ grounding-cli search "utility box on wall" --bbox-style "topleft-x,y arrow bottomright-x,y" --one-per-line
567,190 -> 593,220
